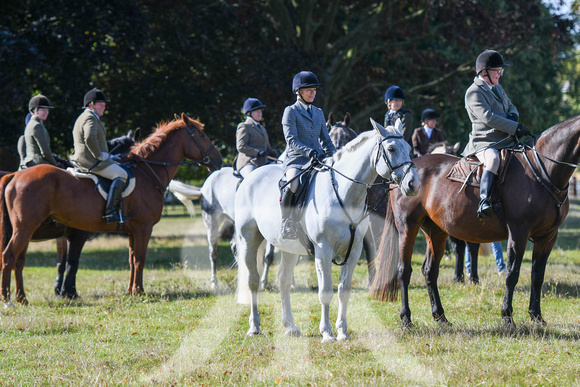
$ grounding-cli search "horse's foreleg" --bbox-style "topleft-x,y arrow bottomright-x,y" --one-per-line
239,231 -> 262,336
450,237 -> 466,283
398,225 -> 419,329
363,229 -> 376,287
260,243 -> 275,291
467,242 -> 480,284
128,228 -> 153,295
278,251 -> 300,336
336,245 -> 362,341
528,237 -> 557,326
54,237 -> 67,296
421,226 -> 450,326
61,230 -> 89,298
315,254 -> 335,342
501,233 -> 528,327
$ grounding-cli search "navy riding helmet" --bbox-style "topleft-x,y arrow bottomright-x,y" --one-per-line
384,85 -> 405,102
242,98 -> 266,115
292,71 -> 321,93
421,108 -> 440,123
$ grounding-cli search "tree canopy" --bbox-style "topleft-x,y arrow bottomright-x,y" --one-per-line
1,0 -> 578,178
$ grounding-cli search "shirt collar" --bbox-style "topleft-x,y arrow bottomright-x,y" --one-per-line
86,108 -> 101,120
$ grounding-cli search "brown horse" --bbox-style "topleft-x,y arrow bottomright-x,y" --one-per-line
370,115 -> 580,328
0,113 -> 222,304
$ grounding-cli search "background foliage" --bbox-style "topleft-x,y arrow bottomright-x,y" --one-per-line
1,0 -> 579,178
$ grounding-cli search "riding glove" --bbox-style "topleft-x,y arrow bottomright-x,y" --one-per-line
99,152 -> 109,161
516,123 -> 531,138
507,113 -> 519,122
257,150 -> 266,157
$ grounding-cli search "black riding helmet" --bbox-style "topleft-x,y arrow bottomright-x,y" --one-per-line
421,108 -> 439,123
83,88 -> 109,107
476,50 -> 509,85
28,94 -> 54,111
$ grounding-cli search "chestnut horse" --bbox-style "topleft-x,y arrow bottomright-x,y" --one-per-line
0,113 -> 222,304
370,116 -> 580,328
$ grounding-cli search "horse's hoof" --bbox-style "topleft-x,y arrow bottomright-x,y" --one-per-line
470,277 -> 479,285
530,314 -> 547,327
436,316 -> 452,327
284,328 -> 301,337
401,317 -> 414,330
502,317 -> 516,330
453,276 -> 464,284
247,327 -> 262,336
4,301 -> 14,309
321,332 -> 336,343
16,297 -> 29,306
337,331 -> 350,341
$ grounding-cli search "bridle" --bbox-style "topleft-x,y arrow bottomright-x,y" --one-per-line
131,124 -> 219,195
325,133 -> 415,266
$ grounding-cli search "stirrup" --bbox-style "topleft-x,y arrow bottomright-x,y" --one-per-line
103,210 -> 130,224
477,201 -> 492,220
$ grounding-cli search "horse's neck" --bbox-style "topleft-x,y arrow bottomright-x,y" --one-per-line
330,136 -> 377,199
534,122 -> 580,188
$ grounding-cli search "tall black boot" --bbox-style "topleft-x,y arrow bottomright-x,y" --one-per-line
104,178 -> 126,224
280,188 -> 298,240
477,170 -> 497,220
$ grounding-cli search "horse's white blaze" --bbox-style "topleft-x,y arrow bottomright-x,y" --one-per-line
235,119 -> 420,340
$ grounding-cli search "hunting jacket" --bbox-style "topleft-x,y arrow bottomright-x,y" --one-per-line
384,108 -> 413,146
70,109 -> 114,172
461,77 -> 519,157
282,100 -> 336,173
412,126 -> 445,157
235,117 -> 277,170
21,116 -> 57,167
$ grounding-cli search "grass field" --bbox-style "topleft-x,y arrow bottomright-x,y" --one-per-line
1,199 -> 579,386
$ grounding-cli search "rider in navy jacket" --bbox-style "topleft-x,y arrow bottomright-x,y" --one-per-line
280,71 -> 336,239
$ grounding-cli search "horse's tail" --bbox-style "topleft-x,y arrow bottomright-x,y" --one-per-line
368,197 -> 400,301
0,173 -> 15,254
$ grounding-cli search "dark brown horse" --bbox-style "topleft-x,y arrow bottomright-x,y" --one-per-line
370,116 -> 580,328
0,113 -> 222,304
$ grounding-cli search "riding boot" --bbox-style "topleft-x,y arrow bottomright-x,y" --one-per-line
104,178 -> 126,224
477,170 -> 497,220
280,189 -> 298,240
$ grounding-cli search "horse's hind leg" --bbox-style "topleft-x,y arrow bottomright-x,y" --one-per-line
202,210 -> 222,290
54,237 -> 68,296
260,243 -> 275,290
363,229 -> 376,287
61,229 -> 90,298
278,251 -> 300,336
421,221 -> 451,326
14,248 -> 29,305
528,237 -> 557,326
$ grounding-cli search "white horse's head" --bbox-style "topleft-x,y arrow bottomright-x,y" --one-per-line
370,118 -> 421,196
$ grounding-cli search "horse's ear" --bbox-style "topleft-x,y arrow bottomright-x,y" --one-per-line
182,113 -> 193,127
328,112 -> 335,126
453,141 -> 461,154
344,112 -> 351,128
174,113 -> 180,121
370,118 -> 388,137
132,127 -> 142,142
126,129 -> 133,139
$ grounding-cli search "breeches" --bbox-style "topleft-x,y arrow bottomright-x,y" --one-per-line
285,168 -> 301,193
94,163 -> 128,182
476,148 -> 500,175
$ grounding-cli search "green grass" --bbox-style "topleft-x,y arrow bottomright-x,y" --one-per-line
1,203 -> 580,385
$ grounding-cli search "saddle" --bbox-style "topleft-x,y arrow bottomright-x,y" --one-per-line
446,149 -> 512,189
66,164 -> 135,200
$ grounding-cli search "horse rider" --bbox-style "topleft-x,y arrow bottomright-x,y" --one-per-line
235,98 -> 279,178
384,85 -> 413,147
70,88 -> 129,224
18,94 -> 58,169
280,71 -> 336,239
461,49 -> 530,220
412,108 -> 445,157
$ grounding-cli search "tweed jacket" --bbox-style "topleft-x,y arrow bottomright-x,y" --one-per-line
384,108 -> 413,146
282,101 -> 336,172
411,126 -> 445,157
235,117 -> 277,170
70,109 -> 114,172
21,116 -> 57,166
461,77 -> 519,157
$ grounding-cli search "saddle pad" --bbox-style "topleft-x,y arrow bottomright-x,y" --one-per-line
66,168 -> 136,200
446,150 -> 512,188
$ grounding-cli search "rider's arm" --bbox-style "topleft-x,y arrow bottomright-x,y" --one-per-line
466,87 -> 518,136
31,123 -> 57,165
236,123 -> 262,157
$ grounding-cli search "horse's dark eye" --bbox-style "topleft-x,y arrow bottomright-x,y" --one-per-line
387,146 -> 396,152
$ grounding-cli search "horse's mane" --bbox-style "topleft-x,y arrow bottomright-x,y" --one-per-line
129,117 -> 204,159
332,131 -> 375,162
